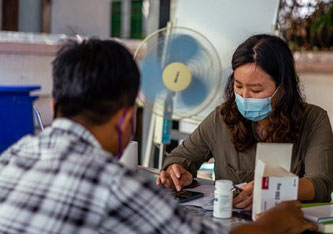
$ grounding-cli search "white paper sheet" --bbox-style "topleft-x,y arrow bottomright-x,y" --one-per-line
182,185 -> 215,210
181,183 -> 247,211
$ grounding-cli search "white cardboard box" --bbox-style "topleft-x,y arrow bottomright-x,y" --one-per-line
255,143 -> 293,171
252,160 -> 299,220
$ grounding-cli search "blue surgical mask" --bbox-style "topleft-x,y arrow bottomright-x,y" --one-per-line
235,88 -> 279,122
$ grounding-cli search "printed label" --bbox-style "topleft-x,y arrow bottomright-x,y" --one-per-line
262,177 -> 269,190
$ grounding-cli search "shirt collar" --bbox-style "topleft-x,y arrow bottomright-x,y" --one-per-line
51,118 -> 103,149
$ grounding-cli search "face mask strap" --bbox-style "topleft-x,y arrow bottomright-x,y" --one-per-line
271,86 -> 280,98
130,118 -> 135,135
116,108 -> 129,160
131,105 -> 137,136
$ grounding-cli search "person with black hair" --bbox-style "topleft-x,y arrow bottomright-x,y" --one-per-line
158,34 -> 333,210
0,38 -> 316,233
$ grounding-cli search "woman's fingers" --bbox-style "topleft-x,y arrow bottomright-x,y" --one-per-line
233,181 -> 254,206
156,170 -> 176,189
169,169 -> 182,191
233,189 -> 252,205
235,194 -> 253,209
244,203 -> 252,211
170,164 -> 182,178
179,172 -> 193,187
159,170 -> 168,184
156,176 -> 161,185
156,164 -> 193,191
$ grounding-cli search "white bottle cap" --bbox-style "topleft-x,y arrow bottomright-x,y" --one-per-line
215,180 -> 233,190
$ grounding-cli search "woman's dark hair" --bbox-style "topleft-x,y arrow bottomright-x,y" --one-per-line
221,34 -> 305,151
52,38 -> 140,124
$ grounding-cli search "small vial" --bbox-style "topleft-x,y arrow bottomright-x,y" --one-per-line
213,180 -> 233,219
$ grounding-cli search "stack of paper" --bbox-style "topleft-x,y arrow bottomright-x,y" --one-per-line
181,185 -> 215,210
181,184 -> 247,213
302,203 -> 333,233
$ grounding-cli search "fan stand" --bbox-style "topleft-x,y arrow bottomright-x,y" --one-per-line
142,102 -> 172,169
142,111 -> 157,168
142,111 -> 190,169
141,22 -> 181,169
136,23 -> 222,170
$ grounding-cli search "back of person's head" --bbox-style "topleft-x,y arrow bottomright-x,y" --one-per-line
52,39 -> 140,124
221,34 -> 305,151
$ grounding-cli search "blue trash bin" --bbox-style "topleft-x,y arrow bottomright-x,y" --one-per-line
0,85 -> 41,153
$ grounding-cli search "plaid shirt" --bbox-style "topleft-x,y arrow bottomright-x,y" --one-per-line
0,118 -> 228,234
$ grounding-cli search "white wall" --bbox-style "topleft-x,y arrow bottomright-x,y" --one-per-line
51,0 -> 159,38
173,0 -> 280,120
0,54 -> 53,95
300,73 -> 333,127
174,0 -> 279,70
0,53 -> 54,95
0,53 -> 54,126
51,0 -> 111,37
146,0 -> 160,35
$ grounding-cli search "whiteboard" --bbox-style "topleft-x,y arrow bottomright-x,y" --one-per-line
173,0 -> 280,120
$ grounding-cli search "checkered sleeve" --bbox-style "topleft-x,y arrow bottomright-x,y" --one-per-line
100,169 -> 229,234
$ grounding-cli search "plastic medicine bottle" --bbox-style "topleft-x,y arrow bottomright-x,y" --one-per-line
213,180 -> 233,218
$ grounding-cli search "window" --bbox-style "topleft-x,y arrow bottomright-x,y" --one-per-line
111,1 -> 122,38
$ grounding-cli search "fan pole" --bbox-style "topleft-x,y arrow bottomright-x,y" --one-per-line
142,112 -> 156,167
158,143 -> 165,169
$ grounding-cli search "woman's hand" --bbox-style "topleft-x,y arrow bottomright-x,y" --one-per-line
156,164 -> 193,191
233,181 -> 254,210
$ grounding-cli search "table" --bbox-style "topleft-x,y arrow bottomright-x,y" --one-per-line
137,166 -> 322,233
137,166 -> 250,232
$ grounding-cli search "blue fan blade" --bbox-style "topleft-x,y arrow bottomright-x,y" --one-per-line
166,34 -> 201,64
178,75 -> 209,107
140,53 -> 166,100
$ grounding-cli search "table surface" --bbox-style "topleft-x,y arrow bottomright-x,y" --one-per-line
137,166 -> 322,233
137,166 -> 250,232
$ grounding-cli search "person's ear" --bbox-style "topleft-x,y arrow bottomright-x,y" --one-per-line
50,99 -> 55,112
51,99 -> 58,119
119,107 -> 135,132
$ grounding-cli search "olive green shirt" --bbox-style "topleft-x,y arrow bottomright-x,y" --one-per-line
163,103 -> 333,202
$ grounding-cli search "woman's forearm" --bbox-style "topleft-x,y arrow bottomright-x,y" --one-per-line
298,177 -> 315,201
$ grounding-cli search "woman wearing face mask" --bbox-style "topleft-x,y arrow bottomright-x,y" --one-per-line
156,34 -> 333,209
